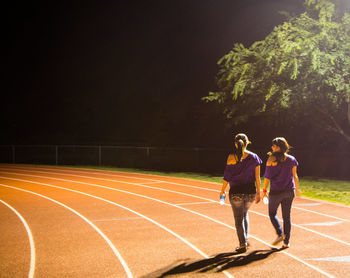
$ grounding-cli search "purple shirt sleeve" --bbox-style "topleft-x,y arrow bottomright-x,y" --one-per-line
264,165 -> 274,179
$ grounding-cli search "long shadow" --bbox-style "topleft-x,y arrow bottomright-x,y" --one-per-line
142,248 -> 283,277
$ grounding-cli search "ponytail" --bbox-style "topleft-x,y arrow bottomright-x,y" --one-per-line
233,133 -> 250,163
234,139 -> 245,163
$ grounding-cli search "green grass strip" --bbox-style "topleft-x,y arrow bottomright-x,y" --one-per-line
299,177 -> 350,205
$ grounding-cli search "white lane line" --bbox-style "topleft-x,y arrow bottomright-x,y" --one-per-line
13,165 -> 346,208
301,221 -> 343,226
0,179 -> 233,278
4,166 -> 349,222
0,175 -> 333,278
233,204 -> 350,247
0,200 -> 36,278
307,256 -> 350,262
138,181 -> 164,185
0,184 -> 133,278
292,206 -> 350,223
176,201 -> 214,206
295,203 -> 321,206
91,217 -> 144,222
2,170 -> 350,247
0,170 -> 220,204
3,165 -> 218,192
300,196 -> 350,209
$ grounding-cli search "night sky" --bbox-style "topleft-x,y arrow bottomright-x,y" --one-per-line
3,0 -> 307,148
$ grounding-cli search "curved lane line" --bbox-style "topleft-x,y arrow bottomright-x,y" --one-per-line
0,175 -> 334,278
0,184 -> 133,278
4,165 -> 218,192
6,165 -> 350,220
0,200 -> 36,278
295,196 -> 350,209
0,170 -> 220,204
2,169 -> 350,247
12,165 -> 350,208
0,181 -> 233,278
290,206 -> 350,222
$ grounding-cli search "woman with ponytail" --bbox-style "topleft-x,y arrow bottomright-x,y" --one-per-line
220,133 -> 262,253
262,137 -> 300,248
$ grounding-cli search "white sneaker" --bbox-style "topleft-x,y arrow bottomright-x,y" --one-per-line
282,243 -> 290,248
272,235 -> 284,245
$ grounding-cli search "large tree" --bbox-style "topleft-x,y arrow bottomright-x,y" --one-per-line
204,0 -> 350,143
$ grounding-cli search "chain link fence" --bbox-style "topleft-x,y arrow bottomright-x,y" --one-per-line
0,145 -> 349,179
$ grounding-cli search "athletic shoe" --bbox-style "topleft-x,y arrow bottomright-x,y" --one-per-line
235,245 -> 247,253
282,243 -> 290,248
271,235 -> 284,245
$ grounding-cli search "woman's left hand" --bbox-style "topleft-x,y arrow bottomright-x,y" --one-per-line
255,192 -> 261,204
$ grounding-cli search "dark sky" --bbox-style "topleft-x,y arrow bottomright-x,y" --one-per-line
3,0 -> 306,147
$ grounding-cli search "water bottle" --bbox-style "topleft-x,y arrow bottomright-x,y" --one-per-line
263,196 -> 269,205
220,193 -> 226,205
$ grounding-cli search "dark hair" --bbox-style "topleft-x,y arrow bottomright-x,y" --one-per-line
233,133 -> 250,163
268,137 -> 291,163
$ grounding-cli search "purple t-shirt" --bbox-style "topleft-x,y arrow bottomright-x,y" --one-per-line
223,151 -> 262,187
264,154 -> 299,192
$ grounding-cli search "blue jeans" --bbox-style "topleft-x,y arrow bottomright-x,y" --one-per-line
268,190 -> 295,244
229,193 -> 255,246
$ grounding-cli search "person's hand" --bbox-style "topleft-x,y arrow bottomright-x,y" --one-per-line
255,192 -> 261,204
261,191 -> 267,199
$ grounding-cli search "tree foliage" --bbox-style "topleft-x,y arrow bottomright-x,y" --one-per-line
204,0 -> 350,142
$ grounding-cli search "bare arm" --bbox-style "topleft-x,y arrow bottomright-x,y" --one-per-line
261,157 -> 273,198
255,165 -> 261,203
220,180 -> 229,198
293,166 -> 301,196
262,178 -> 270,198
220,155 -> 234,197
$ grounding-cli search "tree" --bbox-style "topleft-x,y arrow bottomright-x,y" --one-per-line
203,0 -> 350,143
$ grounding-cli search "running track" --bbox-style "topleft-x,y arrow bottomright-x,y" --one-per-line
1,164 -> 349,278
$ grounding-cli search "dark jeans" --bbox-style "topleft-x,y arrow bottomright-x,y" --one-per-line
229,193 -> 255,246
268,190 -> 295,244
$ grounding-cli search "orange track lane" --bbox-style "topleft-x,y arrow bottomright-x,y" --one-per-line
1,164 -> 349,278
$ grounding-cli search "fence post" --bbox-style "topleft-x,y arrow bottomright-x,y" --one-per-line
146,147 -> 150,168
12,145 -> 15,164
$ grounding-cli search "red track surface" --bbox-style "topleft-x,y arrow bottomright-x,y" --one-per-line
1,164 -> 349,278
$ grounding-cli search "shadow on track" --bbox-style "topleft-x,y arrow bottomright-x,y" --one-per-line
142,248 -> 283,277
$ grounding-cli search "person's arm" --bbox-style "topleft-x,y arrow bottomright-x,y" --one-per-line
220,155 -> 232,198
220,180 -> 229,198
255,165 -> 261,203
293,166 -> 301,196
262,178 -> 270,198
261,156 -> 274,198
220,153 -> 237,197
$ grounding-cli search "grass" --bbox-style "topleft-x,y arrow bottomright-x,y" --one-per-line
299,177 -> 350,205
57,165 -> 350,206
